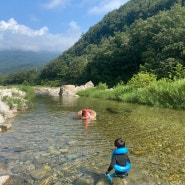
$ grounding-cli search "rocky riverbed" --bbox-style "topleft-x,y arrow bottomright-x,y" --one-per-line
0,82 -> 95,185
0,88 -> 28,184
0,81 -> 94,132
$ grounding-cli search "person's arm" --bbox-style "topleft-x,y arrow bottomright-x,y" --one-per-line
106,156 -> 116,173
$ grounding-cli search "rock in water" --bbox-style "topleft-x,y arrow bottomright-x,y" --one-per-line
39,176 -> 53,185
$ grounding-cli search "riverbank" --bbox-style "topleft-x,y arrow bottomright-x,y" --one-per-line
0,81 -> 94,132
77,75 -> 185,110
0,87 -> 28,132
1,95 -> 185,184
0,86 -> 59,132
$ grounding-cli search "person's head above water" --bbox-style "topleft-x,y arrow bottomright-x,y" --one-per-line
82,109 -> 89,116
114,138 -> 125,148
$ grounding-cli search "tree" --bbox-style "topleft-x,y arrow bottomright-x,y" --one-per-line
129,5 -> 185,79
182,0 -> 185,6
0,74 -> 7,85
3,69 -> 39,85
168,63 -> 185,80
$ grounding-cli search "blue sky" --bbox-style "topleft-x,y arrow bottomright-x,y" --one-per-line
0,0 -> 129,53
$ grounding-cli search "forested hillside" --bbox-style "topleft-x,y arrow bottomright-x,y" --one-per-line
0,50 -> 59,75
3,0 -> 185,87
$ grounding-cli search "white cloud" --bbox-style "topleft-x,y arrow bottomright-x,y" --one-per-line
0,18 -> 48,36
0,18 -> 81,52
43,0 -> 71,9
88,0 -> 127,15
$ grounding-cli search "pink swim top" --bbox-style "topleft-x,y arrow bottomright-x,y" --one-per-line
82,109 -> 91,117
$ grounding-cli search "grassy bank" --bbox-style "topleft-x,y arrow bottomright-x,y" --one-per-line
77,73 -> 185,110
0,85 -> 35,110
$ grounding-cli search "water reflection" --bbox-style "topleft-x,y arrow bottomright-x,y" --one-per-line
59,96 -> 79,107
83,119 -> 89,130
0,96 -> 185,184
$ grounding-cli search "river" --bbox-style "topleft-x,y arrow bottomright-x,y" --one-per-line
0,95 -> 185,185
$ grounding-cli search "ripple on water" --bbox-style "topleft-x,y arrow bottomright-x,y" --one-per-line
0,96 -> 185,184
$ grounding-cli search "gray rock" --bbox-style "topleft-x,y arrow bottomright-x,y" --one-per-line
75,174 -> 94,185
0,88 -> 27,128
0,175 -> 10,185
59,81 -> 94,96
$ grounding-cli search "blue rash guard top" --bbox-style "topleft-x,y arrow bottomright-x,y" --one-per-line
107,147 -> 131,173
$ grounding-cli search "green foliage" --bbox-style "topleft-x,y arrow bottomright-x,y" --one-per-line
97,82 -> 108,90
15,85 -> 35,108
0,74 -> 7,85
127,72 -> 157,88
0,50 -> 59,75
128,78 -> 185,109
110,85 -> 133,100
17,85 -> 35,98
2,95 -> 24,110
3,69 -> 40,86
79,74 -> 185,109
77,87 -> 96,97
2,1 -> 185,111
0,85 -> 35,110
168,63 -> 185,80
40,80 -> 61,87
36,0 -> 182,87
39,58 -> 67,81
77,82 -> 109,98
130,4 -> 185,79
2,0 -> 185,88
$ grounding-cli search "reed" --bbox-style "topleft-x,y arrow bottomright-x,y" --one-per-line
77,77 -> 185,110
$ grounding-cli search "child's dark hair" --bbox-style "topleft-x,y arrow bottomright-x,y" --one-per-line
114,138 -> 125,148
82,109 -> 87,116
82,111 -> 85,116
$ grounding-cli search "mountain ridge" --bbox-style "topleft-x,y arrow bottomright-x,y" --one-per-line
0,50 -> 60,75
39,0 -> 182,87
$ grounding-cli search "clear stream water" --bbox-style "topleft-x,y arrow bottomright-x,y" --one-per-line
0,96 -> 185,185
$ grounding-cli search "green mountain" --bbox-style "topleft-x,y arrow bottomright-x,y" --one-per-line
4,0 -> 185,87
0,50 -> 60,75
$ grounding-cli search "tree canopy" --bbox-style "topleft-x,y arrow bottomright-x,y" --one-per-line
2,0 -> 185,87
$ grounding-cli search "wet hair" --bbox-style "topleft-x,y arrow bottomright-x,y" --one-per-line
114,138 -> 125,148
82,109 -> 88,116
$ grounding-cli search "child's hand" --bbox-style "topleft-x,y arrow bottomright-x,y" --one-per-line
105,173 -> 113,182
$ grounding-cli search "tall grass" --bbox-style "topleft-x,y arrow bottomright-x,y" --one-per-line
16,85 -> 35,109
77,76 -> 185,110
17,85 -> 35,101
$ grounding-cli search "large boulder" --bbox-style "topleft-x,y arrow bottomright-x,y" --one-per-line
34,87 -> 60,96
59,81 -> 94,96
59,85 -> 76,96
0,101 -> 16,121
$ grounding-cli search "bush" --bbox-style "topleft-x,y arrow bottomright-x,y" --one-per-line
14,85 -> 35,109
127,72 -> 157,88
97,82 -> 108,90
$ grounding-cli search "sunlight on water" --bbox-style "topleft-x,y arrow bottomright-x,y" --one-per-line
0,96 -> 185,184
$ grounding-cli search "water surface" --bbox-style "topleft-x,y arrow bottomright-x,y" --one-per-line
0,96 -> 185,185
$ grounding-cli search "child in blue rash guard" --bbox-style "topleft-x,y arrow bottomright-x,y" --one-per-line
105,138 -> 131,185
